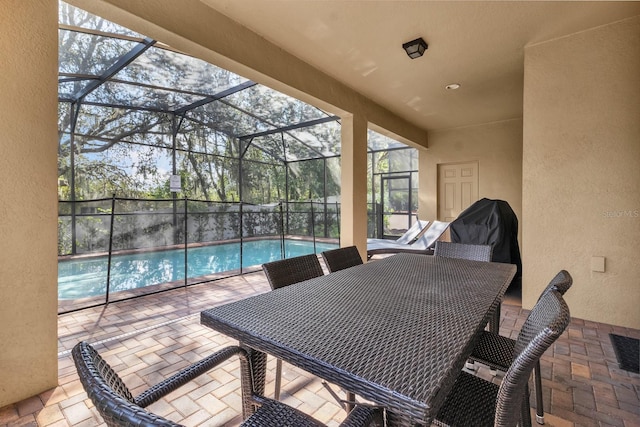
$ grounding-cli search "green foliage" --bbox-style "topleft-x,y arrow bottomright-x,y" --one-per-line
58,218 -> 73,255
56,7 -> 418,254
77,216 -> 108,252
112,213 -> 138,251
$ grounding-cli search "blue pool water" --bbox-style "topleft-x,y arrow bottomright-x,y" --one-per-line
58,239 -> 337,300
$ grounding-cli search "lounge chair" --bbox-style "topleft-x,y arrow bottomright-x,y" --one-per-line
367,220 -> 450,258
366,219 -> 430,246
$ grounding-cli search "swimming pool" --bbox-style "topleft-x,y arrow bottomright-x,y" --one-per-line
58,239 -> 337,300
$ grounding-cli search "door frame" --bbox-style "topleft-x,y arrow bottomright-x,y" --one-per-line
437,160 -> 479,222
379,174 -> 413,239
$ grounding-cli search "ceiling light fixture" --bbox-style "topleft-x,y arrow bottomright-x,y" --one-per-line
402,37 -> 428,59
445,83 -> 461,90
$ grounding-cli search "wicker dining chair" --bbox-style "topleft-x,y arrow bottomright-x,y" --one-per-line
434,241 -> 499,335
262,253 -> 324,290
467,270 -> 573,425
434,289 -> 571,427
72,341 -> 382,427
261,254 -> 325,400
321,246 -> 364,273
434,241 -> 493,262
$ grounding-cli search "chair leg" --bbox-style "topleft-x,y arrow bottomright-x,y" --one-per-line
490,303 -> 501,335
239,346 -> 267,419
274,358 -> 282,401
534,361 -> 545,424
521,383 -> 533,427
321,381 -> 357,413
487,305 -> 500,376
346,392 -> 356,413
464,360 -> 477,371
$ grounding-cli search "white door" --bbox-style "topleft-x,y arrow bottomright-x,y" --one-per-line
438,161 -> 478,222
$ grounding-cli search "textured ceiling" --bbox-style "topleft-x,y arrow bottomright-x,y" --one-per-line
200,1 -> 640,131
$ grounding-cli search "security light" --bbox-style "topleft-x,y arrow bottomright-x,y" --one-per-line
402,37 -> 428,59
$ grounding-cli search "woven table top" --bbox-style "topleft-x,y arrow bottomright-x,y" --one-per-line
201,253 -> 516,425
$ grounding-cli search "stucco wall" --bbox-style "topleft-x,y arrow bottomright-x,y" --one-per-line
0,1 -> 59,406
419,119 -> 523,226
522,16 -> 640,328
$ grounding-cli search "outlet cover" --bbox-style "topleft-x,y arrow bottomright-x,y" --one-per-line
591,256 -> 606,273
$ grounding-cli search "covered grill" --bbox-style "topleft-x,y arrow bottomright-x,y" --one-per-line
450,198 -> 522,288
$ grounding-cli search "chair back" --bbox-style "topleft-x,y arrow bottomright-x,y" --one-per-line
495,290 -> 570,427
321,246 -> 363,272
72,341 -> 180,427
547,269 -> 573,295
262,253 -> 324,290
395,219 -> 430,244
434,241 -> 493,262
410,220 -> 451,249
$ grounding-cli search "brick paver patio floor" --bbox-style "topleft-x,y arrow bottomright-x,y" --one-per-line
1,258 -> 638,426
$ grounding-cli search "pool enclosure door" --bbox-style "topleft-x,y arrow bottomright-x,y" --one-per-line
378,175 -> 415,239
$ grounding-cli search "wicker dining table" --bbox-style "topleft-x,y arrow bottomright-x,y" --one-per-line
201,253 -> 516,426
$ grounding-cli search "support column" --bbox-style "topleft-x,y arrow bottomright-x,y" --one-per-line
0,0 -> 59,406
340,114 -> 368,259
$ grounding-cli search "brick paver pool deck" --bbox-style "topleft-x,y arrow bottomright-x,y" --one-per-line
1,258 -> 638,426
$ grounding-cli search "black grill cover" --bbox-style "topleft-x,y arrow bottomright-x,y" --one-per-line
450,198 -> 522,288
